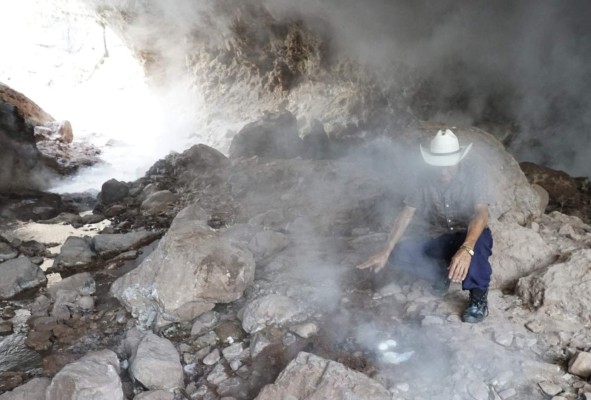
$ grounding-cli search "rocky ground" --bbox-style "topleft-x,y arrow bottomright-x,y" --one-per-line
1,114 -> 591,400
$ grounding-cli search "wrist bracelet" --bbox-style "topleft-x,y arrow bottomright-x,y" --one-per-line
460,245 -> 474,256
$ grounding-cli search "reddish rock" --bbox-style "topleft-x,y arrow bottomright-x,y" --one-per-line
0,320 -> 13,336
43,352 -> 78,377
520,162 -> 580,208
0,83 -> 54,127
24,330 -> 53,351
0,371 -> 24,392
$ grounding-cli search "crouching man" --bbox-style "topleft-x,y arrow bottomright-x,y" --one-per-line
357,129 -> 493,323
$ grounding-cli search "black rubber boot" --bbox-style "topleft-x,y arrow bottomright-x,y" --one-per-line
462,288 -> 488,323
431,277 -> 451,297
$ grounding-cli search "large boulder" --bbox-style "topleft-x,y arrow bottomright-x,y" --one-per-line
46,350 -> 124,400
111,204 -> 256,327
241,294 -> 308,334
229,111 -> 303,159
0,257 -> 46,300
255,352 -> 391,400
51,237 -> 95,270
129,333 -> 183,390
516,249 -> 591,325
489,220 -> 555,289
99,179 -> 129,205
520,161 -> 580,209
92,230 -> 161,258
0,377 -> 49,400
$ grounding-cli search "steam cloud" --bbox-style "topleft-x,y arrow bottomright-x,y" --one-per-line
84,0 -> 591,178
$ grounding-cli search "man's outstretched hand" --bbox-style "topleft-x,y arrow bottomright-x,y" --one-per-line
448,249 -> 472,283
356,250 -> 390,273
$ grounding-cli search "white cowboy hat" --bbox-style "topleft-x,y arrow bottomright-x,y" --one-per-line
420,129 -> 472,166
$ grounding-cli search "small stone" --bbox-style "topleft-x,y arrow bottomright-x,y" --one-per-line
0,321 -> 13,336
538,381 -> 563,396
396,383 -> 410,392
1,308 -> 16,319
289,322 -> 318,339
468,381 -> 490,400
498,388 -> 516,399
203,349 -> 221,366
222,343 -> 244,361
230,360 -> 242,371
283,332 -> 297,346
206,363 -> 228,385
77,296 -> 95,312
493,331 -> 514,347
24,330 -> 52,351
250,333 -> 271,358
569,352 -> 591,378
191,311 -> 219,336
193,331 -> 219,349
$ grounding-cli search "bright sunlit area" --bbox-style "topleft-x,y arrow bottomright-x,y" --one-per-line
0,0 -> 197,193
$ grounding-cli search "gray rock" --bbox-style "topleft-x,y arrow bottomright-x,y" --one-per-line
0,377 -> 49,400
77,296 -> 95,312
498,388 -> 516,399
255,352 -> 390,400
140,190 -> 178,214
538,381 -> 563,396
0,257 -> 46,300
133,390 -> 175,400
228,111 -> 303,159
222,343 -> 244,361
0,242 -> 18,262
206,363 -> 228,386
100,179 -> 129,205
489,220 -> 554,289
130,333 -> 184,390
467,381 -> 490,400
52,236 -> 95,269
517,249 -> 591,325
47,272 -> 95,299
0,334 -> 41,372
241,294 -> 307,334
568,352 -> 591,378
289,322 -> 318,339
46,350 -> 123,400
493,331 -> 514,347
250,333 -> 272,358
111,205 -> 255,327
191,311 -> 219,336
247,231 -> 289,261
92,230 -> 160,258
203,349 -> 221,366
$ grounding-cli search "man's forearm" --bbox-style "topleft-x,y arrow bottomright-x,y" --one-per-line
462,204 -> 489,249
385,206 -> 415,253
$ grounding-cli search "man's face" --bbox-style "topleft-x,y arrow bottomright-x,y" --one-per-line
437,164 -> 459,184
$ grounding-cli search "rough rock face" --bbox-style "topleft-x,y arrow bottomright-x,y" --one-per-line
129,333 -> 184,390
0,257 -> 47,300
489,220 -> 555,289
229,111 -> 303,159
516,249 -> 591,325
0,377 -> 49,400
111,204 -> 256,327
45,350 -> 124,400
0,82 -> 100,179
240,294 -> 308,334
255,352 -> 391,400
51,237 -> 95,270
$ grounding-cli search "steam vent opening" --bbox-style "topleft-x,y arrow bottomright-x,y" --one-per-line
1,1 -> 591,399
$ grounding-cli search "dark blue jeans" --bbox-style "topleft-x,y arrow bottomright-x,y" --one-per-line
387,228 -> 493,290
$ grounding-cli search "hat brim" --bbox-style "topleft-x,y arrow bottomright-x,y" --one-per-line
420,143 -> 473,166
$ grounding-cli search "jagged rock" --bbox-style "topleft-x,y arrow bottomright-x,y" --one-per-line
111,205 -> 255,327
538,381 -> 563,396
140,191 -> 178,214
247,231 -> 289,261
229,111 -> 303,159
174,144 -> 229,175
206,363 -> 228,385
52,236 -> 95,270
191,311 -> 219,336
0,257 -> 46,299
46,350 -> 123,400
250,333 -> 272,358
203,349 -> 221,366
240,294 -> 308,334
489,220 -> 555,289
130,333 -> 183,390
134,390 -> 175,400
92,230 -> 160,258
516,249 -> 591,324
289,322 -> 318,338
1,333 -> 41,372
99,179 -> 129,205
0,243 -> 18,262
520,162 -> 580,209
569,352 -> 591,378
47,272 -> 95,299
0,377 -> 49,400
255,352 -> 390,399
